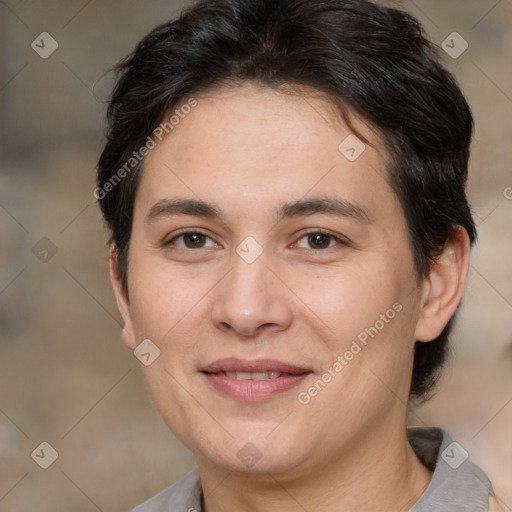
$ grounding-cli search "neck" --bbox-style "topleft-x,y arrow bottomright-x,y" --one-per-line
197,424 -> 432,512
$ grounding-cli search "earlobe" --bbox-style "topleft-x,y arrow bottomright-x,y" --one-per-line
109,244 -> 137,350
414,227 -> 471,342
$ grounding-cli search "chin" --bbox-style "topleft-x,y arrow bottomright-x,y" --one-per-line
194,428 -> 310,477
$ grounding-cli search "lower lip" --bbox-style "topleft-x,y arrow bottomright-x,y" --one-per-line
202,372 -> 311,402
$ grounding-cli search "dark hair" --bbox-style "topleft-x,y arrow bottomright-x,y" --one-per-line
97,0 -> 476,402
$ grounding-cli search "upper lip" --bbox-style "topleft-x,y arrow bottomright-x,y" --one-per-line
201,358 -> 311,374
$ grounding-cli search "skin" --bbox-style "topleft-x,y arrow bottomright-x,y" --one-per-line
110,82 -> 471,511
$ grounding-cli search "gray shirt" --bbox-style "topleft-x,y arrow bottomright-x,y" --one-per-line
130,427 -> 494,511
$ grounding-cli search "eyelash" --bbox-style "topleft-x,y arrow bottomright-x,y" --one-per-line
165,229 -> 347,252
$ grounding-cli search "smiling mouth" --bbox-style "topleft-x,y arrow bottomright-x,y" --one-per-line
201,360 -> 312,401
202,371 -> 311,401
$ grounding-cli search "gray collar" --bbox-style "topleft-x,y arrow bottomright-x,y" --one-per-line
408,427 -> 493,511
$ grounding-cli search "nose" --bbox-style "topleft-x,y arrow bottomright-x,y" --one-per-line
211,252 -> 293,338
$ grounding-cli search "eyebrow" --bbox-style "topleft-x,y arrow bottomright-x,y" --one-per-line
145,196 -> 370,225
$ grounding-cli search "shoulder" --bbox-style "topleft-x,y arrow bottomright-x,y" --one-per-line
488,496 -> 507,512
129,467 -> 202,512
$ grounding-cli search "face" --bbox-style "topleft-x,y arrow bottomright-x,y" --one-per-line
112,82 -> 432,478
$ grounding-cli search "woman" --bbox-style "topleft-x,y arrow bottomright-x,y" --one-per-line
96,0 -> 502,510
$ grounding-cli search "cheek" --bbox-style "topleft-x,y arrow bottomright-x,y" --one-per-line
127,253 -> 214,343
290,263 -> 406,352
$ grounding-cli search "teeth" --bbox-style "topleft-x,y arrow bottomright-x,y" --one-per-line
224,371 -> 281,380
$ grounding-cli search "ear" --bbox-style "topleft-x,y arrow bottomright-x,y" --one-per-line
109,244 -> 137,350
414,227 -> 471,342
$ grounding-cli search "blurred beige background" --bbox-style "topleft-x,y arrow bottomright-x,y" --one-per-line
1,1 -> 511,511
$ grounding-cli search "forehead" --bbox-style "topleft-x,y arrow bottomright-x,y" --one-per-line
135,82 -> 399,225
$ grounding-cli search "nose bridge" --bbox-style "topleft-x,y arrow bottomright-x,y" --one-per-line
230,253 -> 267,301
211,243 -> 293,336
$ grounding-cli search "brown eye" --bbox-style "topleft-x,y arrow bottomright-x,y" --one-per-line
183,233 -> 207,248
167,231 -> 217,249
308,233 -> 332,249
295,230 -> 345,250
